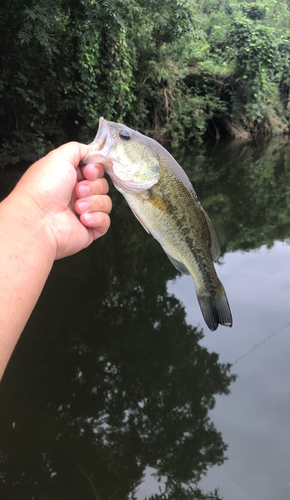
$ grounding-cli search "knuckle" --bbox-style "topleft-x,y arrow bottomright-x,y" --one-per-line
98,194 -> 112,213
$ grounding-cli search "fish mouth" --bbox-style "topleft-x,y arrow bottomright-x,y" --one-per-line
81,117 -> 112,165
90,117 -> 108,148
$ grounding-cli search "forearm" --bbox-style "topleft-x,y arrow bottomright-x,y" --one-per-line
0,190 -> 55,379
0,142 -> 111,379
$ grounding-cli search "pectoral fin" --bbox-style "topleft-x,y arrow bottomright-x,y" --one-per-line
143,190 -> 174,214
131,208 -> 150,234
204,212 -> 221,262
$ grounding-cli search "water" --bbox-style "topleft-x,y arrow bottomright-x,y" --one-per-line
168,243 -> 290,500
1,137 -> 290,499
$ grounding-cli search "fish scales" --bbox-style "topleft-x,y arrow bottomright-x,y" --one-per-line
82,117 -> 232,331
129,160 -> 220,292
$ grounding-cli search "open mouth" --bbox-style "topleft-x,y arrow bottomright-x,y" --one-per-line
89,117 -> 108,148
81,117 -> 111,165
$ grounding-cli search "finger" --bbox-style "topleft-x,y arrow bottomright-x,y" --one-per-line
75,194 -> 112,216
80,212 -> 111,239
76,162 -> 104,182
48,142 -> 91,168
80,163 -> 105,181
75,177 -> 109,198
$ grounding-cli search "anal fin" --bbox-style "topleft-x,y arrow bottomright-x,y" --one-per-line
165,253 -> 191,275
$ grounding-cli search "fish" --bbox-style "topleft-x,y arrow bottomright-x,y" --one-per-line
82,117 -> 232,331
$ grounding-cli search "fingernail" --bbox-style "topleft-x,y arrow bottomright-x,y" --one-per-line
78,201 -> 90,213
83,213 -> 94,223
79,185 -> 90,197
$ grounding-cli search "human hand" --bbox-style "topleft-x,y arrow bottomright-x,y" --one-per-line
14,142 -> 112,260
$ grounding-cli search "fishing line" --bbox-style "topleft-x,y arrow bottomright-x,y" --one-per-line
233,320 -> 290,365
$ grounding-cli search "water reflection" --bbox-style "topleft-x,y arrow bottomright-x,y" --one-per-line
1,136 -> 290,499
173,243 -> 290,500
175,136 -> 290,252
0,189 -> 234,499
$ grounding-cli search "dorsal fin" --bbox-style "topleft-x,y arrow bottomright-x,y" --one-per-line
203,212 -> 221,263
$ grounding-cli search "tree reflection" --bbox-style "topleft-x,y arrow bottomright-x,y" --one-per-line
147,485 -> 222,500
3,136 -> 290,498
176,136 -> 290,253
0,194 -> 235,499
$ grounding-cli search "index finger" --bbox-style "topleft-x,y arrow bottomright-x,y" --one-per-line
48,142 -> 91,169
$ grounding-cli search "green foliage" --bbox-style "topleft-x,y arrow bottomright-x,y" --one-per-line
0,0 -> 197,162
70,29 -> 136,129
1,0 -> 290,162
230,16 -> 279,120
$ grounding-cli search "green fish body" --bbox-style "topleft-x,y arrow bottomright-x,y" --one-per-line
82,117 -> 232,331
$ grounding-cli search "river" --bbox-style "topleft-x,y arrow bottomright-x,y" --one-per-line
1,137 -> 290,499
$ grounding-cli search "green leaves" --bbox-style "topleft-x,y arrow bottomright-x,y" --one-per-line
229,12 -> 285,122
1,0 -> 290,162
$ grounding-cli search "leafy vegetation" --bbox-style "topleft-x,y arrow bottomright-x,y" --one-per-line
1,0 -> 290,164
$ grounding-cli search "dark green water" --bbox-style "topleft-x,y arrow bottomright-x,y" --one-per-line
1,137 -> 290,500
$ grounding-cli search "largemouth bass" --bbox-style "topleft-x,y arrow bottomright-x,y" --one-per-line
82,117 -> 232,331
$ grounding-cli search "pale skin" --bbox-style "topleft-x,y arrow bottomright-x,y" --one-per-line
0,142 -> 112,380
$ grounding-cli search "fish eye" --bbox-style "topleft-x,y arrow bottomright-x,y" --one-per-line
119,129 -> 131,141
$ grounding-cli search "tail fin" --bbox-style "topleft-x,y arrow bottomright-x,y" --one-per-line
197,287 -> 232,332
